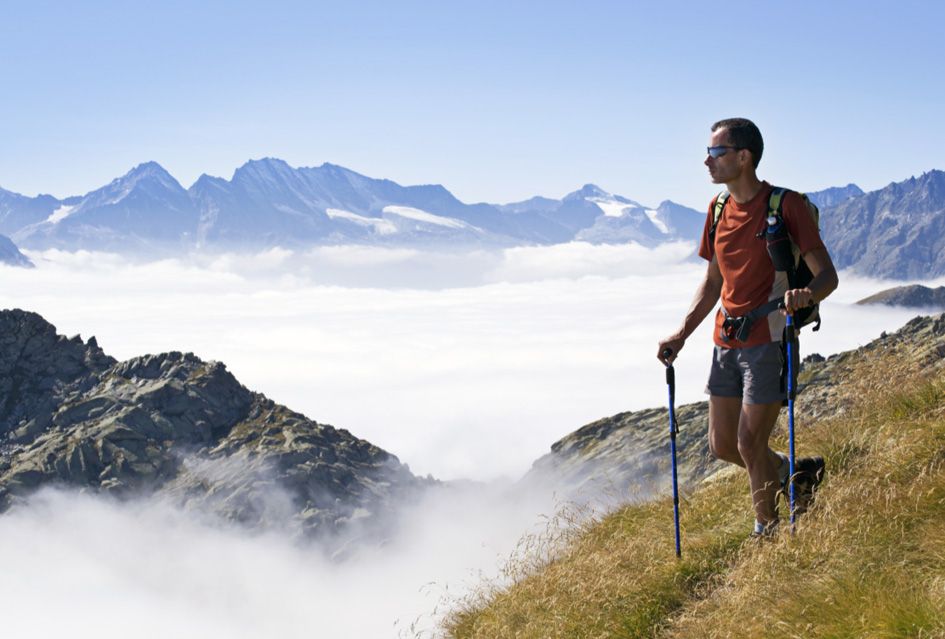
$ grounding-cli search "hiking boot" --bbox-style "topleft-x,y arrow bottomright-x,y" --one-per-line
780,456 -> 826,515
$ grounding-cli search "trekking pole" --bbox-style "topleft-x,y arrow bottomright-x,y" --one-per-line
785,314 -> 797,533
765,212 -> 800,533
661,348 -> 682,557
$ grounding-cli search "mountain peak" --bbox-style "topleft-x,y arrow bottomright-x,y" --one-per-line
232,157 -> 297,182
107,161 -> 184,194
125,161 -> 173,180
249,156 -> 291,168
564,184 -> 611,201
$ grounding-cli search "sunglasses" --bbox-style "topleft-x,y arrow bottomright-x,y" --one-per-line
706,145 -> 742,159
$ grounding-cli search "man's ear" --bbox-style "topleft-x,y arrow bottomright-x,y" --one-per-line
738,149 -> 751,168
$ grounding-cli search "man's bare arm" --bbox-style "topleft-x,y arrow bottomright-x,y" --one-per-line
783,247 -> 839,313
657,256 -> 723,363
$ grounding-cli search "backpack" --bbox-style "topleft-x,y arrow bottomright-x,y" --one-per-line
709,186 -> 822,332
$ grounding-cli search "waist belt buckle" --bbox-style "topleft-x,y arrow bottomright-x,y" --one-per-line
734,316 -> 754,342
721,316 -> 740,343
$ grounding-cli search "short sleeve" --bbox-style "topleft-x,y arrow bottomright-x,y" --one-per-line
697,197 -> 717,261
783,192 -> 825,255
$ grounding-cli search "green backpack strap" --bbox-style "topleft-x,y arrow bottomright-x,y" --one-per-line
709,191 -> 730,241
768,186 -> 788,220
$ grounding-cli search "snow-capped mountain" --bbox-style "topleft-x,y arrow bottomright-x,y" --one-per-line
4,159 -> 704,252
574,190 -> 703,246
15,162 -> 199,251
190,158 -> 517,248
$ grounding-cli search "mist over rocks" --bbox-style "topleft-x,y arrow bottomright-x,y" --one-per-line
0,309 -> 431,548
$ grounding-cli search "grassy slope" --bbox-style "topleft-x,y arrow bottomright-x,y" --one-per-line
444,318 -> 945,638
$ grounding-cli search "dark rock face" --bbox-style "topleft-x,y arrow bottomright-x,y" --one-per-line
856,284 -> 945,309
0,309 -> 430,545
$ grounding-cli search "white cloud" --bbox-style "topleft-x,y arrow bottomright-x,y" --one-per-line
0,484 -> 568,639
307,244 -> 420,267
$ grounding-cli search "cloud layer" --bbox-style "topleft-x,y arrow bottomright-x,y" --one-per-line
2,244 -> 933,481
0,243 -> 939,637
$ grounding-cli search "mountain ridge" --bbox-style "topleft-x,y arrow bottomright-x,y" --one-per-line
820,169 -> 945,278
7,159 -> 704,252
6,162 -> 945,279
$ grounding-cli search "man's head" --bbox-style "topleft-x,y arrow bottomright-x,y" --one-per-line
710,118 -> 763,168
705,118 -> 763,185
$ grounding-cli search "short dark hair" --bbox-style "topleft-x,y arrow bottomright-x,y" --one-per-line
711,118 -> 763,168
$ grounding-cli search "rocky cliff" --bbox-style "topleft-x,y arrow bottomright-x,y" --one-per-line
0,309 -> 430,547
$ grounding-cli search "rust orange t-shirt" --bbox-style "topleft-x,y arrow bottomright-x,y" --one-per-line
698,182 -> 825,348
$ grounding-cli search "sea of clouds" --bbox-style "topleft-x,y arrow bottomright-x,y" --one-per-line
0,242 -> 939,637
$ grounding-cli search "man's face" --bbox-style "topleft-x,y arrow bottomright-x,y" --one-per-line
705,128 -> 745,184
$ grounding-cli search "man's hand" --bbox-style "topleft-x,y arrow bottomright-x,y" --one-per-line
782,287 -> 814,314
657,336 -> 685,365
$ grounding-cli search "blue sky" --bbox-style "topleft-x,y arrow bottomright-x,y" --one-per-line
1,0 -> 942,209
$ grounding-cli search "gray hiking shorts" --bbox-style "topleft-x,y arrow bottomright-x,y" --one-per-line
705,342 -> 785,405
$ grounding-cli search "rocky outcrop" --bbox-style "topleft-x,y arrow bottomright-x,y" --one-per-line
523,313 -> 945,500
521,399 -> 721,504
856,284 -> 945,309
0,309 -> 430,545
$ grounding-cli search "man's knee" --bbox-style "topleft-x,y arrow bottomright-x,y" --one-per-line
736,430 -> 766,464
736,401 -> 782,462
709,431 -> 738,461
708,395 -> 741,463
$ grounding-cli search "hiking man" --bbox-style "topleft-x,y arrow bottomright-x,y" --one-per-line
657,118 -> 839,536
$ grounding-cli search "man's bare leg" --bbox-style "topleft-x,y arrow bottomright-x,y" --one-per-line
738,401 -> 784,524
709,396 -> 784,525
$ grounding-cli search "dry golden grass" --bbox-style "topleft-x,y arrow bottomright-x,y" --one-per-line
441,344 -> 945,638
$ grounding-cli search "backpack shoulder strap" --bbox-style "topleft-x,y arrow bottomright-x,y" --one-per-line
769,186 -> 820,230
768,186 -> 789,220
709,191 -> 730,241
